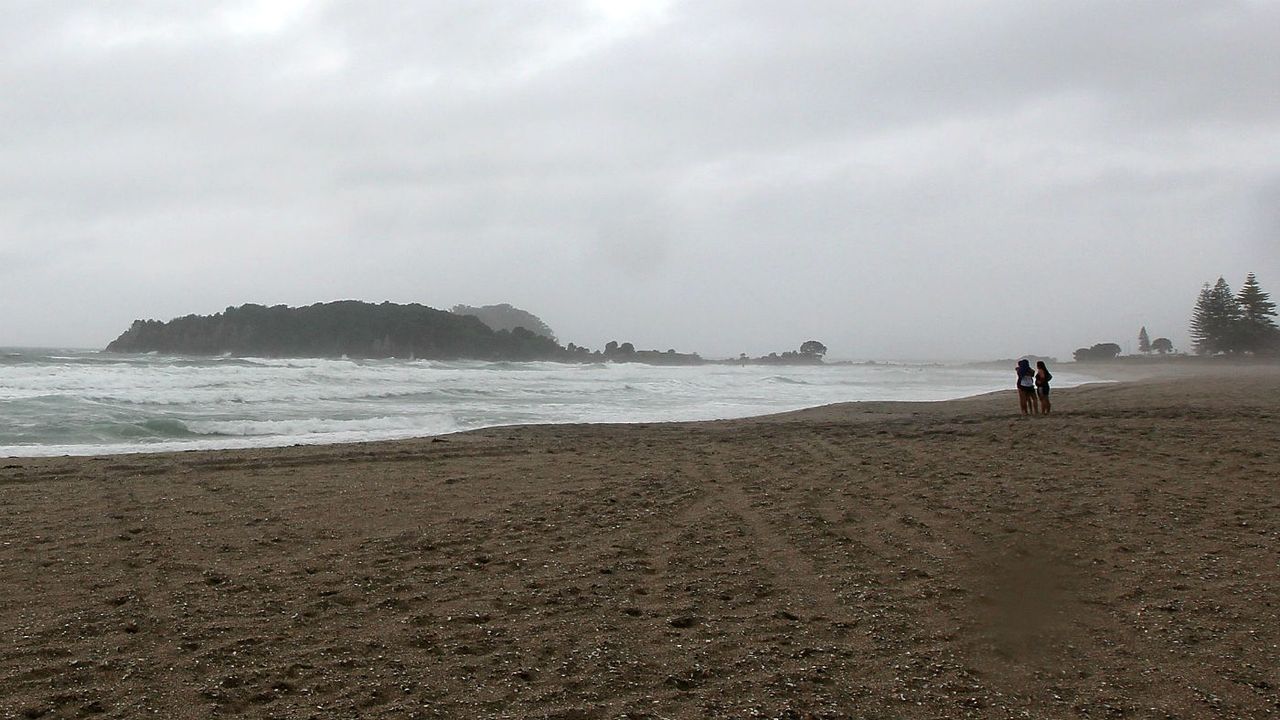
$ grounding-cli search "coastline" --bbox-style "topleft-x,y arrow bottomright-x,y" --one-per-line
2,368 -> 1278,718
1,357 -> 1104,460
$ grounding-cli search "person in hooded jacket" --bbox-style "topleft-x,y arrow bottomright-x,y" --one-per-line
1015,359 -> 1038,415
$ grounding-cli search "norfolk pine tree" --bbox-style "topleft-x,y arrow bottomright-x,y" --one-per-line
1236,272 -> 1279,353
1138,326 -> 1151,353
1190,284 -> 1216,354
1191,278 -> 1244,354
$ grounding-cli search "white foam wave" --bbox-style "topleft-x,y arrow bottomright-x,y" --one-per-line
1,351 -> 1101,457
187,414 -> 457,438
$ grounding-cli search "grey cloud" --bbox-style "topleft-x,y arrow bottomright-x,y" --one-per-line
1,1 -> 1277,357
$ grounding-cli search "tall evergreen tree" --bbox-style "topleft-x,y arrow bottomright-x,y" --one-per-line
1211,277 -> 1245,353
1236,272 -> 1278,353
1190,284 -> 1215,355
1190,278 -> 1243,354
1236,273 -> 1277,325
1137,326 -> 1151,353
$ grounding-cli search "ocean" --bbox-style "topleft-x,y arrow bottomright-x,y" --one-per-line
1,349 -> 1089,457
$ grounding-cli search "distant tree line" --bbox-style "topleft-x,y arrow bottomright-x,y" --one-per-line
1190,273 -> 1278,355
1136,326 -> 1174,355
741,340 -> 827,365
1074,328 -> 1174,362
1073,343 -> 1122,362
1073,274 -> 1276,362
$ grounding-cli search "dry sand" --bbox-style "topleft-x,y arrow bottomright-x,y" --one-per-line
2,367 -> 1278,719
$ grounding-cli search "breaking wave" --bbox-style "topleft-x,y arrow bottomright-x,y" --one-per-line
0,348 -> 1089,457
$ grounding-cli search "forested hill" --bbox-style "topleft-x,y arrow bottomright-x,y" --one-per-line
104,301 -> 565,360
450,303 -> 557,341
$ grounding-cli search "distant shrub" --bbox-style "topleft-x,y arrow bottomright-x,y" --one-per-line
1073,343 -> 1122,362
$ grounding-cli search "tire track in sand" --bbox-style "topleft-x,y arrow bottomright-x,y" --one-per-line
624,440 -> 878,716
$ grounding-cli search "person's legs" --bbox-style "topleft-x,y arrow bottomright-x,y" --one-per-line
1018,388 -> 1032,414
1038,388 -> 1051,414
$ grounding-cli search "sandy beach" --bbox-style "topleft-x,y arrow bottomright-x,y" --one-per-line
2,366 -> 1278,719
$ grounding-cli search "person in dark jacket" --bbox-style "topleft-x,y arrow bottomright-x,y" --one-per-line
1016,359 -> 1038,415
1035,360 -> 1053,414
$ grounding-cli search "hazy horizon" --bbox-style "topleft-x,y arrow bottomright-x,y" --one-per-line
3,2 -> 1277,361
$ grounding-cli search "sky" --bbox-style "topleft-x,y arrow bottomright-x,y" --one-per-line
2,1 -> 1277,361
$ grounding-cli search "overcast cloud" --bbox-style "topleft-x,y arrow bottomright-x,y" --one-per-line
2,0 -> 1277,360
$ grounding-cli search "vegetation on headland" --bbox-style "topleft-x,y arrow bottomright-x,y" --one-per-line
733,340 -> 828,365
104,301 -> 828,366
1072,272 -> 1278,362
450,303 -> 557,341
105,302 -> 564,361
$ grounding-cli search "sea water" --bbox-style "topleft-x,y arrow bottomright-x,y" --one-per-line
0,349 -> 1092,457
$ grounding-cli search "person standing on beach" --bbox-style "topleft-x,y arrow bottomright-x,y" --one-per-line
1016,359 -> 1038,415
1035,360 -> 1053,414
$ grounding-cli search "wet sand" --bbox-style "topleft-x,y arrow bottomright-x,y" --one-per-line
2,367 -> 1278,718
